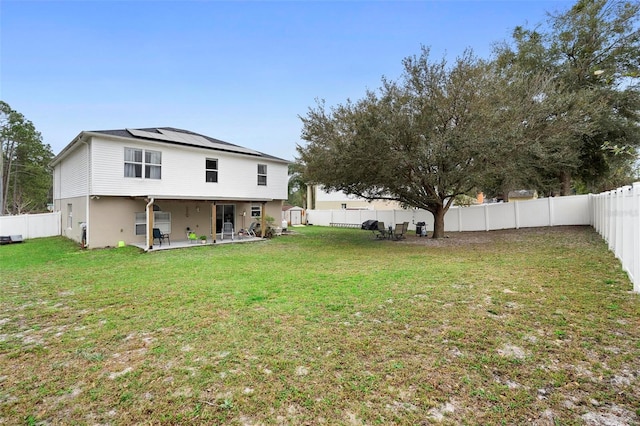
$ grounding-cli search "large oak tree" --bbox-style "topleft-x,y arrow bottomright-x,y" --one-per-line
297,49 -> 587,237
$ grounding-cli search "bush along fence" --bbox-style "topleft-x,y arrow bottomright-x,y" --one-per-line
307,184 -> 640,293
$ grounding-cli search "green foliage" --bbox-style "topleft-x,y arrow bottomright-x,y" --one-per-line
494,0 -> 640,194
0,101 -> 54,214
299,0 -> 640,214
297,48 -> 572,237
287,162 -> 306,207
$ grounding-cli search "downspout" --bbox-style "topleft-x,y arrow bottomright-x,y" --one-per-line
146,197 -> 154,250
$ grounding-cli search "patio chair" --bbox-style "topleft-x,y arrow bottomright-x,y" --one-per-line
153,228 -> 170,246
222,222 -> 234,240
374,221 -> 388,239
188,231 -> 198,244
246,222 -> 257,237
392,222 -> 408,240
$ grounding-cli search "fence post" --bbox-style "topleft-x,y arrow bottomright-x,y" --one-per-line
514,201 -> 520,229
607,190 -> 615,249
615,188 -> 624,259
548,197 -> 554,227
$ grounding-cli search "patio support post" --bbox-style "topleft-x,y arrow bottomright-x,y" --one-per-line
211,202 -> 217,243
261,201 -> 267,238
146,198 -> 154,250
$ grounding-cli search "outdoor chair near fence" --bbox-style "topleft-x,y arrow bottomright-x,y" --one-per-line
375,221 -> 389,239
393,222 -> 409,240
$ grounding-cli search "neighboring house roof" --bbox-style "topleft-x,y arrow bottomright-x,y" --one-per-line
52,127 -> 289,165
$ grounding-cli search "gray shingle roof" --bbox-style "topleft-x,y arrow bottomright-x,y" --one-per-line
89,127 -> 288,163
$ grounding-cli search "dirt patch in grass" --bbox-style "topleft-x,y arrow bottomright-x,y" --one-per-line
399,225 -> 592,247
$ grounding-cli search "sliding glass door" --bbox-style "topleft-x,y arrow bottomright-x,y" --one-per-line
215,204 -> 235,234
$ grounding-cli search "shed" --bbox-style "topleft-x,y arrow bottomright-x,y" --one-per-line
283,206 -> 305,226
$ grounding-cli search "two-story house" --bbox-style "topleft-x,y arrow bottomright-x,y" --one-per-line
51,127 -> 289,249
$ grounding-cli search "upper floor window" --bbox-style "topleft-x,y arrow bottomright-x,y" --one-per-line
125,148 -> 162,179
257,164 -> 267,186
206,158 -> 218,183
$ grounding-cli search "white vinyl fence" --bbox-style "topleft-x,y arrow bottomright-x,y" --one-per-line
307,194 -> 591,232
0,212 -> 61,240
591,183 -> 640,293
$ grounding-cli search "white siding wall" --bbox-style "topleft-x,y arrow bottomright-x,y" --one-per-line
55,143 -> 89,199
90,136 -> 288,200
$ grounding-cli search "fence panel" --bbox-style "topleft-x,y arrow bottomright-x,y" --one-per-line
517,198 -> 551,228
486,203 -> 517,230
458,205 -> 488,231
0,212 -> 61,239
592,183 -> 639,292
553,195 -> 592,225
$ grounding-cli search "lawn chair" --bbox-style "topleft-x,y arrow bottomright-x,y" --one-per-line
222,222 -> 234,240
374,221 -> 389,239
246,222 -> 257,237
153,228 -> 170,246
187,231 -> 198,244
392,222 -> 408,240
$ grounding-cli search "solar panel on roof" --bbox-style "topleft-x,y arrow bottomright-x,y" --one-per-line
127,128 -> 177,142
156,129 -> 261,155
126,128 -> 261,156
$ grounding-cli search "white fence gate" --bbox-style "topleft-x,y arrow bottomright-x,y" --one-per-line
0,212 -> 61,240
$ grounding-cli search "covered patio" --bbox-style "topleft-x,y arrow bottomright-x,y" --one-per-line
134,234 -> 266,252
136,195 -> 276,252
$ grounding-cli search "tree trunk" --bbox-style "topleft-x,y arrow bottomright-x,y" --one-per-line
560,171 -> 572,196
431,205 -> 446,238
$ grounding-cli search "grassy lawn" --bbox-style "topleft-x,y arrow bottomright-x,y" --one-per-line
1,226 -> 639,425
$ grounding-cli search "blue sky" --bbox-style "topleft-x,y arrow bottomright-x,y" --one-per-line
1,0 -> 574,161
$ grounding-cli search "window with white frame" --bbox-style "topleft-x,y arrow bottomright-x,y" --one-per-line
257,164 -> 267,186
145,150 -> 162,179
125,148 -> 162,179
251,205 -> 261,218
134,211 -> 172,236
205,158 -> 218,183
134,212 -> 146,235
